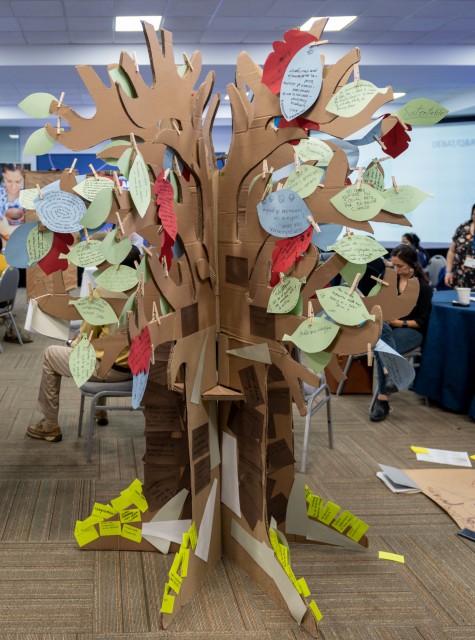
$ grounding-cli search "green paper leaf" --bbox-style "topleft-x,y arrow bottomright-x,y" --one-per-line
396,99 -> 448,127
19,188 -> 38,210
61,240 -> 105,268
94,265 -> 139,292
340,261 -> 367,286
363,162 -> 385,192
117,148 -> 133,178
109,66 -> 136,98
295,138 -> 333,165
18,92 -> 57,118
73,176 -> 114,202
316,286 -> 375,326
119,291 -> 136,327
99,138 -> 131,165
267,276 -> 302,314
70,296 -> 119,325
284,165 -> 324,198
282,316 -> 340,352
382,185 -> 432,215
326,80 -> 388,118
100,228 -> 132,265
160,294 -> 171,315
300,350 -> 332,374
137,253 -> 152,283
129,152 -> 151,217
80,188 -> 114,228
328,235 -> 387,265
289,294 -> 303,316
23,127 -> 56,156
330,183 -> 385,222
69,335 -> 97,387
26,226 -> 54,266
367,282 -> 382,297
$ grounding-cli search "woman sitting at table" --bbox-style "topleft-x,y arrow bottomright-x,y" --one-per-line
370,243 -> 433,422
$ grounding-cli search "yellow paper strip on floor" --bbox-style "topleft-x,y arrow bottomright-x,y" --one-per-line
92,502 -> 116,519
119,508 -> 141,523
188,521 -> 198,549
297,577 -> 311,598
181,548 -> 190,577
379,551 -> 405,563
121,523 -> 142,543
99,520 -> 121,536
411,446 -> 429,454
309,600 -> 323,622
75,525 -> 99,547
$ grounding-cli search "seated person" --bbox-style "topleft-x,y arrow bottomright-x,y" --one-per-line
370,243 -> 433,422
402,232 -> 429,269
26,246 -> 140,443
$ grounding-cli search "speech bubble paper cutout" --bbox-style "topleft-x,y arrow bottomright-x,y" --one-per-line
70,296 -> 119,325
73,176 -> 114,201
330,184 -> 385,222
272,226 -> 313,274
284,165 -> 324,198
280,44 -> 323,122
26,225 -> 54,266
329,234 -> 387,264
257,189 -> 312,238
61,239 -> 105,268
282,316 -> 340,353
69,336 -> 97,388
267,277 -> 302,314
382,185 -> 432,215
35,190 -> 86,234
94,265 -> 139,292
316,286 -> 375,326
262,29 -> 316,94
129,326 -> 152,375
5,222 -> 40,268
295,138 -> 333,165
101,228 -> 132,265
396,99 -> 448,127
326,80 -> 388,118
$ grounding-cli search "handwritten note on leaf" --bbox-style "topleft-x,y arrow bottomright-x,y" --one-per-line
382,185 -> 431,215
282,316 -> 340,352
70,296 -> 119,325
284,165 -> 324,198
295,138 -> 333,165
26,226 -> 53,266
73,177 -> 114,202
129,152 -> 151,218
128,326 -> 152,375
94,265 -> 139,292
330,184 -> 384,222
61,240 -> 105,268
35,190 -> 86,234
280,44 -> 323,121
257,189 -> 311,238
69,335 -> 97,387
326,80 -> 388,118
267,276 -> 302,314
329,234 -> 387,264
317,286 -> 375,325
396,99 -> 448,126
19,188 -> 39,210
363,162 -> 385,192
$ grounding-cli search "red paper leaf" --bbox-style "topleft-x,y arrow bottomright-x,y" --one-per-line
128,326 -> 152,375
271,226 -> 313,274
37,232 -> 74,275
159,229 -> 174,270
380,120 -> 412,159
154,171 -> 177,241
262,30 -> 316,95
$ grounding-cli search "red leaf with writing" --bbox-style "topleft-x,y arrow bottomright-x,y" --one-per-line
154,171 -> 177,242
159,229 -> 174,270
380,119 -> 412,159
128,326 -> 152,375
271,226 -> 313,275
262,30 -> 316,95
37,232 -> 74,275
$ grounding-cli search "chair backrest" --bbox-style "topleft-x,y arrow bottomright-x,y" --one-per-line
426,255 -> 446,288
0,266 -> 20,310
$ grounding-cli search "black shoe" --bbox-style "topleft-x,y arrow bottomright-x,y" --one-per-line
384,381 -> 398,394
370,399 -> 390,422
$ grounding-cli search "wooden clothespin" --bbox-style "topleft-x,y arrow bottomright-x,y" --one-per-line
115,262 -> 120,270
307,300 -> 314,326
309,40 -> 329,47
367,343 -> 373,367
84,227 -> 90,244
183,52 -> 194,72
306,215 -> 321,233
349,272 -> 361,294
150,344 -> 155,366
163,168 -> 170,180
87,283 -> 93,300
345,227 -> 352,237
373,134 -> 387,150
353,63 -> 360,86
115,212 -> 125,234
88,164 -> 99,180
143,245 -> 153,258
157,224 -> 164,234
56,117 -> 61,135
378,155 -> 391,162
276,182 -> 284,191
263,182 -> 273,199
294,149 -> 300,173
162,257 -> 169,277
113,171 -> 123,195
130,132 -> 139,154
262,159 -> 268,179
395,114 -> 408,130
172,119 -> 181,135
279,272 -> 286,288
38,222 -> 46,233
68,158 -> 77,174
370,274 -> 389,287
391,175 -> 399,194
87,330 -> 94,345
140,271 -> 145,291
152,300 -> 161,325
134,260 -> 140,271
57,92 -> 65,109
269,121 -> 279,132
36,183 -> 43,200
356,166 -> 363,190
132,51 -> 139,73
172,155 -> 182,176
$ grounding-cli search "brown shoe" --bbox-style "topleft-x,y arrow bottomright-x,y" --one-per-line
27,419 -> 62,442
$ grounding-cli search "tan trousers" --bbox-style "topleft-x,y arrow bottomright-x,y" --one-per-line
37,345 -> 131,424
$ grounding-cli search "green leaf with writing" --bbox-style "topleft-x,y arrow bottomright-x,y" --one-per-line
69,335 -> 97,387
382,185 -> 432,215
328,235 -> 387,264
396,99 -> 448,126
70,296 -> 118,325
300,350 -> 332,374
340,261 -> 367,286
363,162 -> 385,191
80,188 -> 114,228
109,66 -> 136,98
284,165 -> 324,198
331,184 -> 384,222
316,286 -> 375,326
73,177 -> 114,202
23,127 -> 56,156
295,138 -> 333,165
61,240 -> 105,268
94,265 -> 139,292
326,80 -> 388,118
129,152 -> 151,217
282,316 -> 339,353
26,225 -> 54,266
18,92 -> 57,118
100,228 -> 132,265
19,188 -> 38,210
117,148 -> 133,178
267,276 -> 302,314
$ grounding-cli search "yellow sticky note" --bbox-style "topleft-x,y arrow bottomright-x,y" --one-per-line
168,569 -> 183,594
92,502 -> 116,520
75,525 -> 99,548
76,515 -> 102,533
379,551 -> 405,563
182,532 -> 190,548
160,592 -> 175,614
305,484 -> 312,502
99,520 -> 121,536
346,518 -> 370,543
127,478 -> 143,493
119,509 -> 141,523
309,600 -> 323,622
317,501 -> 340,525
170,551 -> 183,575
277,543 -> 290,568
129,488 -> 148,513
331,509 -> 357,533
470,455 -> 475,461
268,529 -> 279,553
111,494 -> 132,512
284,564 -> 297,586
181,548 -> 190,578
307,495 -> 324,519
411,446 -> 429,454
121,523 -> 142,543
297,577 -> 311,598
189,522 -> 198,549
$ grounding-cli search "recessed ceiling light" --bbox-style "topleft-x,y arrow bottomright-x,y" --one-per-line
393,92 -> 406,99
9,134 -> 19,139
300,16 -> 357,32
115,16 -> 162,32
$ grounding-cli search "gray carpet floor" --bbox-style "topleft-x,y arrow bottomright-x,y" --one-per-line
0,289 -> 474,640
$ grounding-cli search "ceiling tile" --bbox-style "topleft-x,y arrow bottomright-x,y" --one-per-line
0,1 -> 14,18
411,31 -> 467,44
370,31 -> 424,44
64,0 -> 115,17
113,32 -> 153,44
412,1 -> 471,18
261,1 -> 327,18
24,31 -> 70,44
169,31 -> 204,44
349,16 -> 390,31
388,17 -> 447,31
217,0 -> 275,18
458,32 -> 475,43
17,16 -> 67,31
241,30 -> 283,43
200,30 -> 247,44
328,31 -> 378,44
0,31 -> 25,44
11,1 -> 63,17
318,0 -> 377,15
67,17 -> 113,31
443,18 -> 475,31
114,0 -> 168,15
163,16 -> 211,30
69,31 -> 114,44
364,1 -> 430,17
0,17 -> 21,31
166,1 -> 222,16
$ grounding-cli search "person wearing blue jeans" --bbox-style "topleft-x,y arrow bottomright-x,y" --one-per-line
370,244 -> 433,422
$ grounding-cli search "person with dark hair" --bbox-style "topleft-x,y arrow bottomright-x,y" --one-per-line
0,164 -> 26,245
402,232 -> 429,269
444,204 -> 475,289
370,243 -> 433,422
26,245 -> 140,442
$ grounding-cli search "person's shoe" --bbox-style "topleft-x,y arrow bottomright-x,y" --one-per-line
3,325 -> 34,343
370,399 -> 390,422
384,381 -> 398,394
26,419 -> 62,442
95,410 -> 109,426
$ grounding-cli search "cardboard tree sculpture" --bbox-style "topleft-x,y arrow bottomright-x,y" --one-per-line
14,19 -> 447,637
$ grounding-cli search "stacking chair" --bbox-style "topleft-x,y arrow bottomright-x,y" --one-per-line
426,255 -> 446,289
0,266 -> 23,346
78,379 -> 143,461
369,346 -> 423,411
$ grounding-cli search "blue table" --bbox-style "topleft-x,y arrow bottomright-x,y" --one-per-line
413,290 -> 475,419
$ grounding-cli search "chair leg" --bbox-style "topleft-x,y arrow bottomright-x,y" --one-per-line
87,395 -> 97,462
78,394 -> 86,437
325,386 -> 334,449
336,355 -> 354,396
9,313 -> 23,346
300,408 -> 312,475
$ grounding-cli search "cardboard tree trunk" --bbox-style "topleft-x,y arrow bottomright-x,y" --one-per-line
18,19 -> 443,637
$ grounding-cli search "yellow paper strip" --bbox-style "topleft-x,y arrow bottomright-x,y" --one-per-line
182,532 -> 190,548
75,525 -> 99,548
309,600 -> 323,622
92,502 -> 116,520
181,548 -> 190,577
75,515 -> 102,534
317,501 -> 340,525
160,591 -> 175,614
189,522 -> 198,549
379,551 -> 405,563
119,508 -> 141,523
331,509 -> 357,533
170,550 -> 183,575
297,577 -> 311,598
121,523 -> 142,543
277,543 -> 290,568
111,494 -> 132,512
470,455 -> 475,461
99,520 -> 121,536
168,569 -> 183,594
411,446 -> 429,454
346,518 -> 370,542
307,495 -> 324,519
